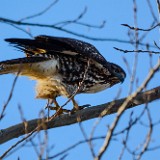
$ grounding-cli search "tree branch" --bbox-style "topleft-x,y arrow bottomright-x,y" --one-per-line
0,17 -> 155,47
114,47 -> 160,54
121,23 -> 160,31
19,0 -> 59,22
0,86 -> 160,145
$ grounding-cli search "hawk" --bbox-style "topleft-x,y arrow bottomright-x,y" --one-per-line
0,35 -> 126,113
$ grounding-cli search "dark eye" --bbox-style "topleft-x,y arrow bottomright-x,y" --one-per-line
114,68 -> 119,73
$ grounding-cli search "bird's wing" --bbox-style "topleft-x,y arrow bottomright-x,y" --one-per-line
5,35 -> 108,67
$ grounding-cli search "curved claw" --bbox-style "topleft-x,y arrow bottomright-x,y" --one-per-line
46,105 -> 70,113
79,104 -> 91,110
45,99 -> 71,117
69,104 -> 91,115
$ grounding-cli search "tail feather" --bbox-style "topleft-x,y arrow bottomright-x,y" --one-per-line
0,57 -> 48,75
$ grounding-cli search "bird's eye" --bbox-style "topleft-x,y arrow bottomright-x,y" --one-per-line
114,68 -> 119,73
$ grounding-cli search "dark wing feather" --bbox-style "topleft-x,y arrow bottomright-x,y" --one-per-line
36,35 -> 107,65
5,35 -> 109,68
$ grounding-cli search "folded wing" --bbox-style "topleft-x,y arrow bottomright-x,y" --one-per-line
5,35 -> 109,68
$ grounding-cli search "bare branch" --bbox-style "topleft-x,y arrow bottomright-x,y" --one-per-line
121,23 -> 160,31
46,136 -> 106,160
154,41 -> 160,50
0,74 -> 18,121
0,17 -> 155,47
19,0 -> 59,22
114,47 -> 160,54
54,7 -> 87,27
54,7 -> 106,29
136,107 -> 153,160
79,122 -> 96,158
9,23 -> 33,38
147,0 -> 159,22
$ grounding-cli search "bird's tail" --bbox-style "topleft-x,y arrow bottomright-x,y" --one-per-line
0,57 -> 48,75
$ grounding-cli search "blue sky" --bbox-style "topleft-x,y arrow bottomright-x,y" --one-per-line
0,0 -> 160,160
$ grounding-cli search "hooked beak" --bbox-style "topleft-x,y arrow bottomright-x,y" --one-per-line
114,72 -> 126,83
119,72 -> 126,83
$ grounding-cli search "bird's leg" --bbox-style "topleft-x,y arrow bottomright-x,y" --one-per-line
70,97 -> 91,114
45,99 -> 53,109
71,97 -> 79,111
45,99 -> 53,120
45,98 -> 70,115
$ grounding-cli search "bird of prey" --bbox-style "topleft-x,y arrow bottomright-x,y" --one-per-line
0,35 -> 126,114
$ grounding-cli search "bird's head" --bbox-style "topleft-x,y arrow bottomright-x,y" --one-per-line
109,62 -> 126,84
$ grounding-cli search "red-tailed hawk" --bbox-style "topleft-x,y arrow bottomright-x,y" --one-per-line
0,35 -> 126,113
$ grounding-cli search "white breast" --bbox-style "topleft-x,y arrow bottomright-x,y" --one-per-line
32,59 -> 58,77
19,59 -> 59,80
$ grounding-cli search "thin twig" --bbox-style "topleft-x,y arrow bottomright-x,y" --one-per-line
114,47 -> 160,54
0,74 -> 19,120
45,136 -> 106,160
147,0 -> 158,22
154,41 -> 160,50
79,122 -> 96,158
54,7 -> 87,27
54,7 -> 105,29
0,17 -> 156,47
9,23 -> 33,38
118,112 -> 134,160
19,0 -> 59,22
121,23 -> 160,31
136,107 -> 153,160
